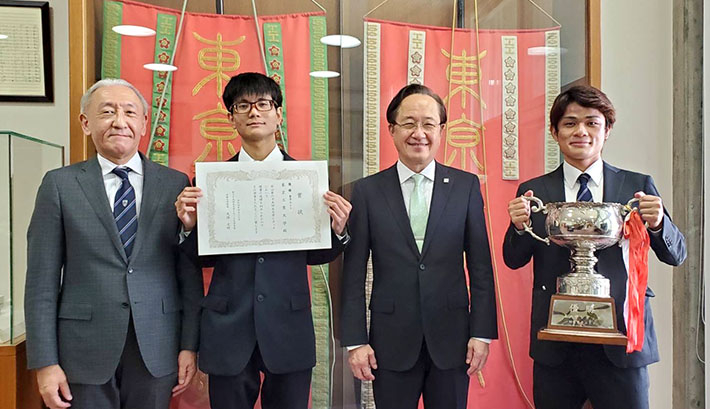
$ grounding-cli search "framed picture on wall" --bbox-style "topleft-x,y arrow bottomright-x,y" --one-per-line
0,0 -> 53,102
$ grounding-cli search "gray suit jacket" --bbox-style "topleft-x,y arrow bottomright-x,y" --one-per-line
24,154 -> 202,384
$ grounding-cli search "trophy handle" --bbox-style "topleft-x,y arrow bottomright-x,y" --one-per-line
622,197 -> 649,227
623,197 -> 639,215
521,195 -> 550,245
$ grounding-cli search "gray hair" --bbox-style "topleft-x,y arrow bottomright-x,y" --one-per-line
80,78 -> 149,115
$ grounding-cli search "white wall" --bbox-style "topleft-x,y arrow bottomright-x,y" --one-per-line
601,2 -> 674,409
0,0 -> 70,155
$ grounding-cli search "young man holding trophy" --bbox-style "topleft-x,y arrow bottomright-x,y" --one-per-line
503,85 -> 686,409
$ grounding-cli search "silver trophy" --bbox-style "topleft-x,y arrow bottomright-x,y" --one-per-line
522,195 -> 638,345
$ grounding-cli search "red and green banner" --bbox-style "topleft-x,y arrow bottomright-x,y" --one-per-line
101,0 -> 327,177
362,18 -> 561,409
101,1 -> 332,408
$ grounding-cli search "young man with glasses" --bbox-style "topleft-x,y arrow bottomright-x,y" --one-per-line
340,84 -> 498,409
175,72 -> 351,409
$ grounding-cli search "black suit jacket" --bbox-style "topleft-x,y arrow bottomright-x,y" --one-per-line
181,151 -> 345,375
502,162 -> 686,368
340,162 -> 498,371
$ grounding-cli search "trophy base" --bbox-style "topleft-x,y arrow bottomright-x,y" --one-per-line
537,294 -> 627,346
538,327 -> 627,346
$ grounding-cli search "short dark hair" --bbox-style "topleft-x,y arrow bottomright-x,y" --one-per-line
222,72 -> 283,111
386,84 -> 447,125
549,85 -> 616,131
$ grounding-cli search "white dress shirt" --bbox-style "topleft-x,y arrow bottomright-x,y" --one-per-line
397,160 -> 435,216
562,158 -> 604,203
239,144 -> 284,162
97,152 -> 144,215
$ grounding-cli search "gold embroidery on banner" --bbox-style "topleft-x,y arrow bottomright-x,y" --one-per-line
191,32 -> 246,97
441,49 -> 487,109
407,30 -> 426,85
193,102 -> 238,161
363,22 -> 381,177
501,35 -> 519,180
441,48 -> 487,172
544,30 -> 561,172
445,113 -> 484,170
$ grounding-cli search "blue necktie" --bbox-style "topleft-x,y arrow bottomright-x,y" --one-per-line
576,173 -> 593,202
112,167 -> 138,257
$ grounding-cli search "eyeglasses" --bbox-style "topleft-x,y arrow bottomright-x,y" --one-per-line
392,121 -> 442,133
231,99 -> 276,114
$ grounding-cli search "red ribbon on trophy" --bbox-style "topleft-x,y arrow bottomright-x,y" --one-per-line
623,210 -> 650,353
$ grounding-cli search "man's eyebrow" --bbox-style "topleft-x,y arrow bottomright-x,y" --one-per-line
561,114 -> 603,120
97,101 -> 138,108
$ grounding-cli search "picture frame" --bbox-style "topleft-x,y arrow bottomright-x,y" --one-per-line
0,0 -> 53,102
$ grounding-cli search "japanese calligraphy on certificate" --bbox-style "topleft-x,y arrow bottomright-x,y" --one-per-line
195,161 -> 331,255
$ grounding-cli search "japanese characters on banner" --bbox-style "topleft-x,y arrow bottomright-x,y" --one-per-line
101,1 -> 332,408
102,0 -> 329,176
362,18 -> 561,409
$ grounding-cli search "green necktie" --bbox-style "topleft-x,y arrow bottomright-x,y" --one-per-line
409,173 -> 428,252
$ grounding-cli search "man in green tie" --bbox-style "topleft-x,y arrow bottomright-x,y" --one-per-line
340,84 -> 498,409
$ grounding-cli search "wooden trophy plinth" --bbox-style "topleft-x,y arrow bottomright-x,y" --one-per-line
537,294 -> 627,346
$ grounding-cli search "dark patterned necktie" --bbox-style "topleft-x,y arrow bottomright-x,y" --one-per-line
112,167 -> 138,257
576,173 -> 593,202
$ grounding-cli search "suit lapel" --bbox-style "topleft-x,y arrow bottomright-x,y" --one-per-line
602,161 -> 625,203
542,165 -> 566,202
378,165 -> 420,257
420,163 -> 452,257
129,154 -> 163,263
76,158 -> 127,262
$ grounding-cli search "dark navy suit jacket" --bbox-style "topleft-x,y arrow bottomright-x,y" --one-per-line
341,162 -> 498,371
181,151 -> 345,375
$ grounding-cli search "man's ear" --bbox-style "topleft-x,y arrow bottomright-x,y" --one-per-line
80,113 -> 91,136
550,125 -> 559,142
141,113 -> 148,136
388,123 -> 396,136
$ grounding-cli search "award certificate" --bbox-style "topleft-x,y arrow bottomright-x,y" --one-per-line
195,160 -> 331,255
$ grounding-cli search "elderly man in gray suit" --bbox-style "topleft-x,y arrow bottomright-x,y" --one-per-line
24,79 -> 203,409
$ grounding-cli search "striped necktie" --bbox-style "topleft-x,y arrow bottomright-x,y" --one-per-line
409,174 -> 428,252
576,173 -> 593,202
112,167 -> 138,257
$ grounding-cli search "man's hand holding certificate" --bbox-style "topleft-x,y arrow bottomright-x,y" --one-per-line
176,160 -> 350,255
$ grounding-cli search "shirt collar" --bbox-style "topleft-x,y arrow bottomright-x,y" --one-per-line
97,152 -> 143,176
563,157 -> 603,189
397,160 -> 436,185
239,144 -> 283,162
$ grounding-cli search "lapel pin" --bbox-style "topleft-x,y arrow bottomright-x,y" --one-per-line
443,178 -> 449,184
122,199 -> 129,207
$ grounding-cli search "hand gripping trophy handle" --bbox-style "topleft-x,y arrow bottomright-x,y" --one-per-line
520,195 -> 641,246
520,195 -> 550,245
